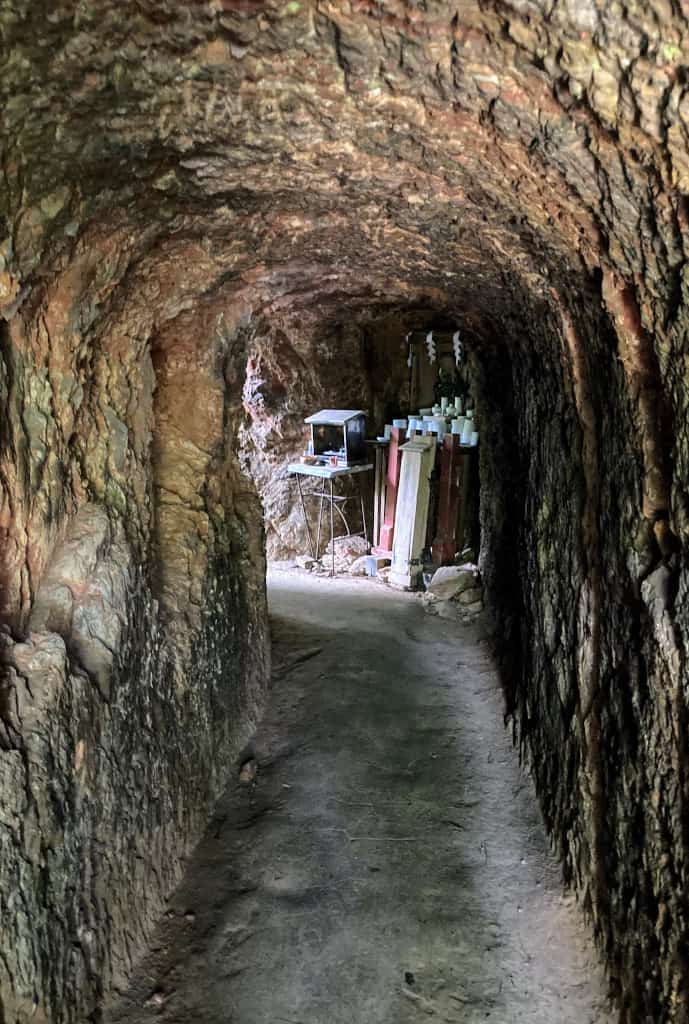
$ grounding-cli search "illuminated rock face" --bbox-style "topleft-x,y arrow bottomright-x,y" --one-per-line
0,2 -> 688,1020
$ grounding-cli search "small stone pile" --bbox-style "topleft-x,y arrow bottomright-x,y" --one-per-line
294,535 -> 370,575
322,534 -> 370,574
421,564 -> 484,621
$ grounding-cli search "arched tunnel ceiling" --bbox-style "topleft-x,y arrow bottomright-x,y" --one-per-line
2,0 -> 687,331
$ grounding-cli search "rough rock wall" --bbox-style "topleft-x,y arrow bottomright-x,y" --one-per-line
0,254 -> 269,1022
1,1 -> 689,1020
475,271 -> 688,1022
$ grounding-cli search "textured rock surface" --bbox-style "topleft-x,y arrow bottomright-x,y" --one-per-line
0,1 -> 688,1021
426,564 -> 481,601
0,130 -> 272,1019
422,564 -> 484,621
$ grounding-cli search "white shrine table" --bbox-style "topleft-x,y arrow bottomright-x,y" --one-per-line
287,461 -> 373,577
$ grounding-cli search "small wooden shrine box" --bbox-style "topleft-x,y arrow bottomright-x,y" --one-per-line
305,409 -> 367,466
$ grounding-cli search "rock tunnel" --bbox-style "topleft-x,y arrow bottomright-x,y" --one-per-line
1,2 -> 688,1021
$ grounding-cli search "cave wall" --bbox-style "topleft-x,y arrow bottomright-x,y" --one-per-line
0,255 -> 270,1022
475,269 -> 689,1021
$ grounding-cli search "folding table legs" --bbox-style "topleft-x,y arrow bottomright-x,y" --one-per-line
295,471 -> 368,577
360,477 -> 369,550
330,478 -> 335,577
296,474 -> 316,559
315,478 -> 326,560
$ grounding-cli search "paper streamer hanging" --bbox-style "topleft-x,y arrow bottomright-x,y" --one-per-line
426,330 -> 436,364
452,329 -> 463,367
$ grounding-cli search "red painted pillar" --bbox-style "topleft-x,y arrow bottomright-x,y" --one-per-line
374,427 -> 404,556
432,433 -> 463,566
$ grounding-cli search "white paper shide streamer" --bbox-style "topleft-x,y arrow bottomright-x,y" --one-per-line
452,329 -> 462,367
426,330 -> 436,364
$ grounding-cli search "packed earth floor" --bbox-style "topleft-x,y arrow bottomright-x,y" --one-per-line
106,571 -> 615,1024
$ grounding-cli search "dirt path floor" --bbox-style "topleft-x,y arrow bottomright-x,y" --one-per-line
106,569 -> 614,1024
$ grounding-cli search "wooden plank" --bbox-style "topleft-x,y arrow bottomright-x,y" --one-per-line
389,436 -> 436,589
432,433 -> 462,566
374,428 -> 404,555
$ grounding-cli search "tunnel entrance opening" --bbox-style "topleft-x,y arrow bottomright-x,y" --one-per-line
237,307 -> 483,592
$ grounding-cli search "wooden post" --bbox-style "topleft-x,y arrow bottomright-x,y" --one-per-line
455,448 -> 469,557
374,427 -> 404,556
432,433 -> 463,566
371,443 -> 387,550
389,435 -> 436,589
